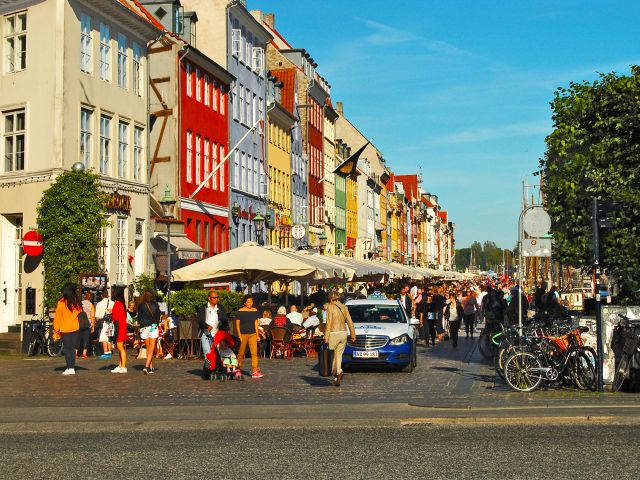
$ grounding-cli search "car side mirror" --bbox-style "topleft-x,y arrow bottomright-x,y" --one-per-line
409,317 -> 420,326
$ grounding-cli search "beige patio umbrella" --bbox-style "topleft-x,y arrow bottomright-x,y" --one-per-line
171,241 -> 318,284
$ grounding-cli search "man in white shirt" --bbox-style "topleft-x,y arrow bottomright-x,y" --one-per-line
94,289 -> 113,358
197,291 -> 228,359
286,305 -> 304,326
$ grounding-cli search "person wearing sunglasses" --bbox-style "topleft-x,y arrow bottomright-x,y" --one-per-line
197,290 -> 229,379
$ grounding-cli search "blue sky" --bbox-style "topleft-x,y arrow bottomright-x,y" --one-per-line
257,0 -> 640,248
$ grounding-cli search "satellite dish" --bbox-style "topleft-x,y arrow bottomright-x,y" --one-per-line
523,207 -> 551,237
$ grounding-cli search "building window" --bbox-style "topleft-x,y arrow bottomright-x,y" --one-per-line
204,74 -> 210,106
185,63 -> 192,96
195,219 -> 201,245
238,85 -> 244,123
195,134 -> 201,183
253,156 -> 259,195
117,33 -> 127,89
80,108 -> 92,168
252,93 -> 257,125
132,43 -> 142,96
117,121 -> 128,178
99,115 -> 111,174
186,130 -> 192,183
231,29 -> 241,57
115,217 -> 127,284
204,138 -> 210,188
245,87 -> 251,125
219,145 -> 225,191
233,150 -> 239,188
211,142 -> 217,190
258,97 -> 264,124
98,215 -> 110,271
220,87 -> 225,115
245,33 -> 252,68
80,13 -> 92,73
4,11 -> 27,73
133,126 -> 143,181
99,23 -> 110,81
195,68 -> 202,101
232,84 -> 238,120
252,47 -> 264,74
3,109 -> 25,172
212,80 -> 218,111
204,222 -> 210,252
240,151 -> 246,191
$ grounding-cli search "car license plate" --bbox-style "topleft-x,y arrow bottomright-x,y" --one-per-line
353,350 -> 379,359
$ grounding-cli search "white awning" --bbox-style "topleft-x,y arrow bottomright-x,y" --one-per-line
153,234 -> 205,260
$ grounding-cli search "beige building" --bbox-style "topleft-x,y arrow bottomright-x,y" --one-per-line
0,0 -> 160,331
322,99 -> 338,255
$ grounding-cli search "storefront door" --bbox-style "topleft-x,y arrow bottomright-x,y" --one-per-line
0,215 -> 22,332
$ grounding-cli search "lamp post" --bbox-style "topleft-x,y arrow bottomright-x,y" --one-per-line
253,213 -> 265,246
159,185 -> 177,315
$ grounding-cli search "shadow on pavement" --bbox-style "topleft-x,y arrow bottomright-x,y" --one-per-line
299,375 -> 332,387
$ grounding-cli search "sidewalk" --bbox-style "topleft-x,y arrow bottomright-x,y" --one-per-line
2,332 -> 639,416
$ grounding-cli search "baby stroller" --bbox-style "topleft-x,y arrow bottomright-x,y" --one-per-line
203,330 -> 244,381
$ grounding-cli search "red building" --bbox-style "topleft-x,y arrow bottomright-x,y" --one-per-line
307,92 -> 324,227
179,49 -> 234,257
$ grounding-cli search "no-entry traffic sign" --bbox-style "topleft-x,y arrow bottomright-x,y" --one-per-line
23,230 -> 43,257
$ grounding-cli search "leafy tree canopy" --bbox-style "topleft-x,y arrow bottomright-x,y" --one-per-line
37,170 -> 108,307
540,66 -> 640,302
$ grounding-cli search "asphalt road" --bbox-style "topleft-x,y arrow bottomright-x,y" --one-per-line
2,421 -> 639,479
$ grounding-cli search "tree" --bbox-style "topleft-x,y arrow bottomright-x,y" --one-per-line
37,170 -> 108,307
540,66 -> 640,302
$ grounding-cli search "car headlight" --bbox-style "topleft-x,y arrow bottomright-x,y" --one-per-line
389,334 -> 410,346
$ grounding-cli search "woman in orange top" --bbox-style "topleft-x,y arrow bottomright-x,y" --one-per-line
53,283 -> 82,375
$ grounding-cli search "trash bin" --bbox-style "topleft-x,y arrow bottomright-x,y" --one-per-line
22,320 -> 37,354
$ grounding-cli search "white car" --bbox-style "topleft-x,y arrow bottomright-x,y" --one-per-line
342,298 -> 419,372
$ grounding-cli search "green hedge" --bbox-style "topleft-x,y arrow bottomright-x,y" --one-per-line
168,289 -> 244,319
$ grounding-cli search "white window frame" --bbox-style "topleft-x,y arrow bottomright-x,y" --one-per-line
195,134 -> 201,183
80,107 -> 92,168
211,142 -> 217,190
220,87 -> 225,115
117,33 -> 127,89
212,80 -> 218,111
240,151 -> 246,191
99,23 -> 111,82
99,114 -> 111,174
204,74 -> 210,106
4,11 -> 27,73
231,29 -> 241,57
253,156 -> 259,195
245,33 -> 252,68
220,145 -> 225,191
186,63 -> 192,97
252,47 -> 264,74
80,13 -> 92,74
117,121 -> 128,178
238,85 -> 245,124
231,84 -> 238,120
204,138 -> 210,187
245,87 -> 251,126
195,67 -> 202,102
233,150 -> 239,188
2,108 -> 25,172
115,217 -> 128,284
132,43 -> 142,97
133,126 -> 143,181
186,130 -> 193,183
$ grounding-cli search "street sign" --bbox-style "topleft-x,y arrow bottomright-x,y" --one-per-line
22,231 -> 43,257
291,224 -> 305,239
522,207 -> 551,237
522,238 -> 552,257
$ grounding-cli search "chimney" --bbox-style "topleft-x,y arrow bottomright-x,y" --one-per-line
336,101 -> 343,114
264,13 -> 275,29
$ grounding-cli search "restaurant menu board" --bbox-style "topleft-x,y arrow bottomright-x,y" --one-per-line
81,274 -> 108,292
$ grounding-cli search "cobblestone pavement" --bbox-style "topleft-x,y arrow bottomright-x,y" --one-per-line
2,334 -> 639,410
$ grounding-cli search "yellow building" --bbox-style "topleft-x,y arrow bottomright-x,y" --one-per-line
345,174 -> 358,257
266,78 -> 296,247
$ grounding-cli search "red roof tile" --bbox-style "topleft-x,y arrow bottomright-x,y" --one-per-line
271,68 -> 296,115
395,174 -> 419,201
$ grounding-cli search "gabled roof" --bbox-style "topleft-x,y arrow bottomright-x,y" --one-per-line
271,68 -> 296,115
394,174 -> 419,201
128,0 -> 166,31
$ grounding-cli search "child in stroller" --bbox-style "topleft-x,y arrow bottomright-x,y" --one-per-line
204,330 -> 244,381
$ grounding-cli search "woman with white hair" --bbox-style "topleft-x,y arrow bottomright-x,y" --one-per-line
324,291 -> 356,387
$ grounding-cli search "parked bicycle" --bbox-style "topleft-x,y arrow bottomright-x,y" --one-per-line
27,317 -> 64,357
503,325 -> 597,392
611,313 -> 640,392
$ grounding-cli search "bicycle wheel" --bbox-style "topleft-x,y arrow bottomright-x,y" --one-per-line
574,350 -> 597,391
47,336 -> 64,357
494,347 -> 510,380
504,351 -> 545,392
612,355 -> 629,392
27,335 -> 40,356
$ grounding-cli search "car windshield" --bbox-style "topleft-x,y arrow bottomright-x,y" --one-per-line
347,304 -> 406,324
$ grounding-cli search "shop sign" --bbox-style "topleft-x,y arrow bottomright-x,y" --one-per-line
291,224 -> 305,239
106,192 -> 131,212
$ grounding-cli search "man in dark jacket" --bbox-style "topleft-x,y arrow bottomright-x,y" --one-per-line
398,285 -> 414,317
197,291 -> 228,379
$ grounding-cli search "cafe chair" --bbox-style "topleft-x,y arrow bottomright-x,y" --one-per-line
269,327 -> 291,359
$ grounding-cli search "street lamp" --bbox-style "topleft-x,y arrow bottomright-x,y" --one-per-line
253,213 -> 265,245
159,185 -> 177,315
231,201 -> 240,222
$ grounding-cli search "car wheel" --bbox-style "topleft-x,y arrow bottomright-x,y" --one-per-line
402,344 -> 416,373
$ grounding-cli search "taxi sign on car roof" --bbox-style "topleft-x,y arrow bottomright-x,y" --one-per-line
367,291 -> 387,299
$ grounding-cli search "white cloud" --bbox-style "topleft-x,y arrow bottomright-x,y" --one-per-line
355,17 -> 415,45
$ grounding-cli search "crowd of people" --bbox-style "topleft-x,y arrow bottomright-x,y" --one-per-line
52,276 -> 565,378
